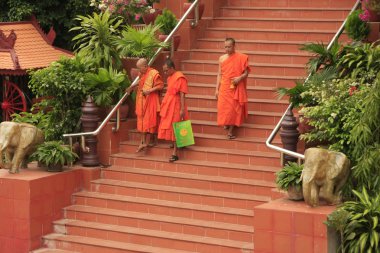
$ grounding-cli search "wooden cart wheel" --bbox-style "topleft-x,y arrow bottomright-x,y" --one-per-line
1,80 -> 27,121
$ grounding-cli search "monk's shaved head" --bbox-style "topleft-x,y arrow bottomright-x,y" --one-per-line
136,58 -> 148,68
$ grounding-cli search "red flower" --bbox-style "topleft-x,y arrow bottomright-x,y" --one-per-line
349,86 -> 357,96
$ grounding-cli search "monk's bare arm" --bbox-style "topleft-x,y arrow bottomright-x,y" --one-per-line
180,92 -> 185,120
231,69 -> 249,85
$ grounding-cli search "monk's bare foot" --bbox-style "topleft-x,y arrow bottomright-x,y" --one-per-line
227,133 -> 236,139
136,144 -> 147,152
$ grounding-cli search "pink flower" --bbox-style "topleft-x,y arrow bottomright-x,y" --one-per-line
135,14 -> 141,20
359,9 -> 370,21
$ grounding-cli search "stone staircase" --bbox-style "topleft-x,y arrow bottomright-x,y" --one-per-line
33,0 -> 355,252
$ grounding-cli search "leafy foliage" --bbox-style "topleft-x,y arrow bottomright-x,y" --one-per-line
28,56 -> 90,141
339,42 -> 380,83
71,10 -> 124,70
345,9 -> 370,41
340,188 -> 380,253
275,162 -> 303,191
154,8 -> 178,35
348,73 -> 380,195
300,41 -> 341,74
118,24 -> 168,59
325,208 -> 351,253
30,141 -> 78,167
85,67 -> 129,107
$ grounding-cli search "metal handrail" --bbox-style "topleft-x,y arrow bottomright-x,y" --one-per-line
63,1 -> 201,149
265,0 -> 361,161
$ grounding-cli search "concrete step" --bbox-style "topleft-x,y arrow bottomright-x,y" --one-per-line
73,191 -> 255,225
210,17 -> 343,30
31,249 -> 78,253
188,82 -> 279,100
64,204 -> 254,242
181,60 -> 306,76
90,178 -> 271,209
187,106 -> 284,125
194,40 -> 312,60
127,131 -> 280,153
183,70 -> 301,88
220,6 -> 351,19
110,151 -> 280,178
204,27 -> 348,41
54,219 -> 254,253
185,93 -> 289,113
43,233 -> 195,253
225,0 -> 356,8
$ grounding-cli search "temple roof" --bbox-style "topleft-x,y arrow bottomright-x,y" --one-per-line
0,19 -> 73,76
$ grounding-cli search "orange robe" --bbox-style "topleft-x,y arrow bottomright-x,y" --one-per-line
217,52 -> 251,127
136,67 -> 164,133
158,71 -> 189,141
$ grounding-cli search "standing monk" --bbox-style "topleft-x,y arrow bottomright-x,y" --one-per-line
158,58 -> 189,162
131,58 -> 164,152
215,38 -> 250,139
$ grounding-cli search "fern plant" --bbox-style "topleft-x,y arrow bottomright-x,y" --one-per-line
300,41 -> 341,74
118,24 -> 168,59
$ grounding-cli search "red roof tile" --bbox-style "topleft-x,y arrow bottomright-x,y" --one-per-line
0,20 -> 73,75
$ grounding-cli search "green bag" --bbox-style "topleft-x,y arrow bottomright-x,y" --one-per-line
173,120 -> 195,148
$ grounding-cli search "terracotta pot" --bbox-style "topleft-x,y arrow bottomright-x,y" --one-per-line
143,9 -> 162,24
287,185 -> 303,201
158,34 -> 181,51
183,2 -> 205,20
297,114 -> 313,135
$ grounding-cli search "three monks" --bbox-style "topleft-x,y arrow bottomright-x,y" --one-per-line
215,38 -> 250,139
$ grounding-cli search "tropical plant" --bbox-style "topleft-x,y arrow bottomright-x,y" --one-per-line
71,10 -> 123,70
300,41 -> 341,74
345,9 -> 370,41
11,111 -> 50,130
118,24 -> 168,59
338,42 -> 380,83
30,141 -> 78,171
154,8 -> 178,35
85,67 -> 129,107
93,0 -> 150,23
325,208 -> 351,253
340,188 -> 380,253
348,73 -> 380,195
28,56 -> 91,141
275,162 -> 303,191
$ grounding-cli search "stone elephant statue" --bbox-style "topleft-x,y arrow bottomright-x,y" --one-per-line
0,121 -> 44,173
301,148 -> 350,207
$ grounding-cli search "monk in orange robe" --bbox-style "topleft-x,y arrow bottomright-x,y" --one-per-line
215,38 -> 250,139
130,58 -> 164,152
158,58 -> 189,162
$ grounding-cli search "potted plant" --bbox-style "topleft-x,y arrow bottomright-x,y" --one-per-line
345,9 -> 370,41
275,162 -> 304,200
30,141 -> 78,172
183,0 -> 205,20
154,8 -> 180,51
143,6 -> 162,25
85,67 -> 130,121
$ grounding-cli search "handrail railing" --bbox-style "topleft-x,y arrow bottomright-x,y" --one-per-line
265,0 -> 361,161
63,0 -> 201,151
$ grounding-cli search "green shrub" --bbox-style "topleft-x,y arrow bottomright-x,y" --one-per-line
275,162 -> 303,191
345,10 -> 370,41
154,8 -> 178,35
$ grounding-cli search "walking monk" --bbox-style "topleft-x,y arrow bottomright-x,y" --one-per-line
215,37 -> 251,139
131,58 -> 164,152
158,58 -> 189,162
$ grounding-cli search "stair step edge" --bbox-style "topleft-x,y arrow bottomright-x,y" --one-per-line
64,204 -> 255,233
55,219 -> 254,249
